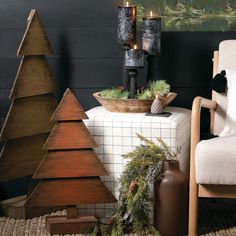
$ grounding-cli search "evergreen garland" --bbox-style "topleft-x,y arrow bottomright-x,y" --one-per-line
92,134 -> 179,236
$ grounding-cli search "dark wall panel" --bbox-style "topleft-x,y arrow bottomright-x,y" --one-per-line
0,0 -> 119,29
0,29 -> 122,59
0,89 -> 11,118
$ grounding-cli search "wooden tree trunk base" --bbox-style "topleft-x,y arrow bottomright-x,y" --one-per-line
46,215 -> 98,235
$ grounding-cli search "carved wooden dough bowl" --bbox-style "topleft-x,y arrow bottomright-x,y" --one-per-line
93,92 -> 177,113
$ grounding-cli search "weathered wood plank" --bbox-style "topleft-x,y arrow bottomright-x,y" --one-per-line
51,89 -> 88,121
26,178 -> 117,208
43,121 -> 97,150
46,215 -> 98,235
0,94 -> 57,140
33,149 -> 108,179
0,134 -> 48,181
10,56 -> 56,98
17,9 -> 53,56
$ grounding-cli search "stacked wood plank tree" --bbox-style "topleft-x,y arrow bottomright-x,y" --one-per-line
26,89 -> 116,235
0,9 -> 57,218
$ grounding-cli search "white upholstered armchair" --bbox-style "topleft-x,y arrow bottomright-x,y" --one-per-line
188,40 -> 236,236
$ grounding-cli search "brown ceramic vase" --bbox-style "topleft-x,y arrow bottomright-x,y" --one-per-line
154,160 -> 187,236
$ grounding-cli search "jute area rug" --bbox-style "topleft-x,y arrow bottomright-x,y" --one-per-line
0,199 -> 235,236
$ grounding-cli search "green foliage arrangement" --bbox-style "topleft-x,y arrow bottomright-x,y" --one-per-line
100,80 -> 170,100
92,134 -> 179,236
100,88 -> 129,99
148,80 -> 170,97
136,88 -> 153,99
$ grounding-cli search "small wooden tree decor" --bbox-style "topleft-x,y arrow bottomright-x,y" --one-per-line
0,9 -> 57,218
26,89 -> 117,235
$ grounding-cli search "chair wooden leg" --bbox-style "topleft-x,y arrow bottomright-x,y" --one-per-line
188,182 -> 198,236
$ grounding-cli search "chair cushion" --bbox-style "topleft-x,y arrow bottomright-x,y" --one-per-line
195,135 -> 236,185
214,40 -> 236,135
220,69 -> 236,137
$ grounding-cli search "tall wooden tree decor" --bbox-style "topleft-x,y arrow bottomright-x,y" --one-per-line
26,89 -> 116,235
0,9 -> 57,218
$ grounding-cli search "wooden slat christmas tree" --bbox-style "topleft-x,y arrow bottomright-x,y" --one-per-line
26,89 -> 117,235
0,9 -> 58,218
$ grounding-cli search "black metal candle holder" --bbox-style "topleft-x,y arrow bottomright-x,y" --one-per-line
146,54 -> 157,83
143,16 -> 161,83
117,4 -> 161,98
122,44 -> 131,90
128,69 -> 138,99
124,47 -> 144,97
117,4 -> 137,92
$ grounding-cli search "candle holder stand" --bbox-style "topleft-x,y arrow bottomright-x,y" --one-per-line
128,69 -> 138,99
122,44 -> 131,90
146,54 -> 157,83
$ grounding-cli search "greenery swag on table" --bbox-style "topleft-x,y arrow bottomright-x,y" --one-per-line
92,134 -> 180,236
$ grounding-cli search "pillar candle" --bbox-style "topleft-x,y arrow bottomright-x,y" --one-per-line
142,12 -> 161,55
124,45 -> 144,68
117,3 -> 136,44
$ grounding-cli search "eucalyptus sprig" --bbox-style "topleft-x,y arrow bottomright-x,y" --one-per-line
92,134 -> 179,236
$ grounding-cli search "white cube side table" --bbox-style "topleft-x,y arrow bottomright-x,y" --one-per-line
79,106 -> 191,222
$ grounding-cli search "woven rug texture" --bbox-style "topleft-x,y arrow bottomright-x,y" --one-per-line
0,199 -> 235,236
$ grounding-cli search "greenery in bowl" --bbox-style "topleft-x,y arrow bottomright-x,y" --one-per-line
100,88 -> 129,99
91,134 -> 179,236
100,80 -> 171,100
149,80 -> 170,97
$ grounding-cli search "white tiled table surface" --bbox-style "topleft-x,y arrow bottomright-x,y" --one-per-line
79,106 -> 191,222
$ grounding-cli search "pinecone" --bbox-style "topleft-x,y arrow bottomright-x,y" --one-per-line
151,96 -> 163,114
128,180 -> 136,193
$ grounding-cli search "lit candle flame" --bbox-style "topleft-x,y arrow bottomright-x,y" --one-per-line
126,1 -> 129,7
134,44 -> 137,50
150,11 -> 153,17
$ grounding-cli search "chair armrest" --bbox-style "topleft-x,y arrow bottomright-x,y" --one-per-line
191,96 -> 217,145
189,97 -> 217,184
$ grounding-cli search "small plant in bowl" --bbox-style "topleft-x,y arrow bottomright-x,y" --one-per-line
149,80 -> 170,97
100,88 -> 129,99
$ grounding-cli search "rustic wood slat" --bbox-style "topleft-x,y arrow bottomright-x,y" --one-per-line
10,56 -> 56,99
25,178 -> 117,208
46,215 -> 98,235
0,94 -> 57,140
17,9 -> 53,56
43,121 -> 97,150
33,149 -> 108,179
0,134 -> 48,181
51,89 -> 88,121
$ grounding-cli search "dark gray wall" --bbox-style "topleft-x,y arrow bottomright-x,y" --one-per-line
0,0 -> 236,200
